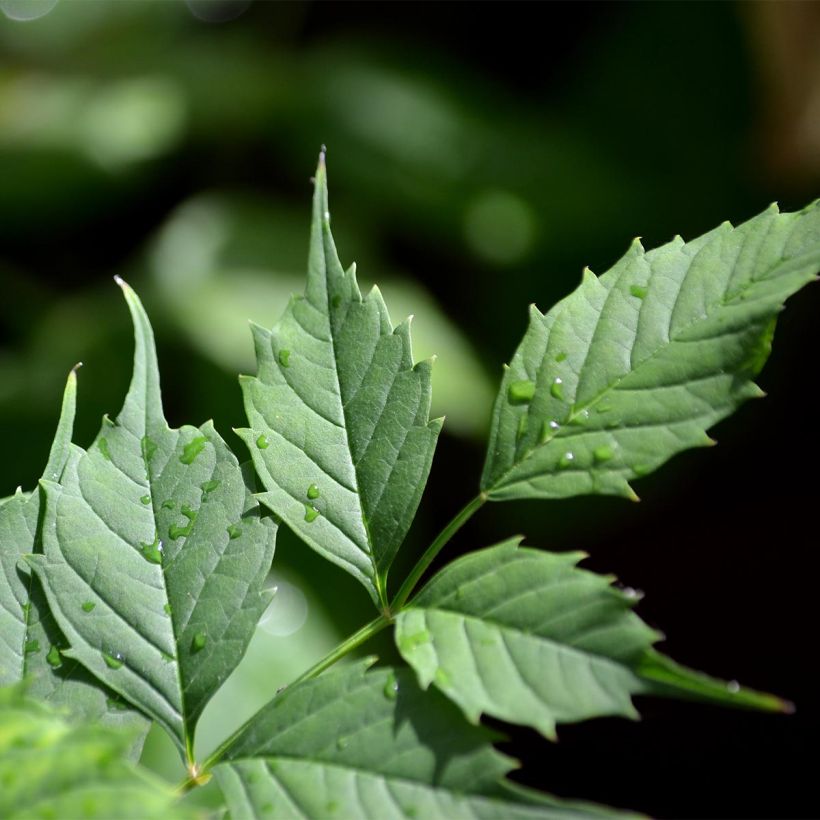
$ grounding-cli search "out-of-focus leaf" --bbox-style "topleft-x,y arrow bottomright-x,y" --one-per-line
0,685 -> 196,820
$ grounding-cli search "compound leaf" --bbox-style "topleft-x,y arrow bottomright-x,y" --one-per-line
214,659 -> 633,819
395,539 -> 790,739
482,202 -> 820,500
0,369 -> 148,748
27,280 -> 277,760
238,153 -> 442,610
0,686 -> 195,820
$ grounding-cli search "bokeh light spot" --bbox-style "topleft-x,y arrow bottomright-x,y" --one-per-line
0,0 -> 57,21
464,190 -> 536,265
258,577 -> 308,637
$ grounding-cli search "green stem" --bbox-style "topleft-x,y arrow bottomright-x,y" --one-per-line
390,493 -> 486,612
194,614 -> 390,779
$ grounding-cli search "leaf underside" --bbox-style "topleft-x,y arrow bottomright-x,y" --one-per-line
396,540 -> 789,738
0,686 -> 192,820
239,153 -> 441,608
482,202 -> 820,500
27,281 -> 276,757
215,660 -> 632,819
0,371 -> 148,750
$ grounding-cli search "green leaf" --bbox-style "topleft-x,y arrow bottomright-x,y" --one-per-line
0,369 -> 148,748
395,539 -> 790,739
214,660 -> 632,819
481,202 -> 820,500
0,685 -> 195,820
238,154 -> 442,608
27,279 -> 277,761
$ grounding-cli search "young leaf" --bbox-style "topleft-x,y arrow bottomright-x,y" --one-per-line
0,686 -> 195,820
238,152 -> 442,609
395,539 -> 790,739
482,203 -> 820,500
27,279 -> 277,761
214,660 -> 632,819
0,369 -> 148,747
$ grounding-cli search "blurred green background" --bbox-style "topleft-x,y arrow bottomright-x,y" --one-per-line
1,2 -> 818,817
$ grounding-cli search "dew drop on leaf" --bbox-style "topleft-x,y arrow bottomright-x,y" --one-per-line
383,672 -> 399,700
550,377 -> 564,401
46,645 -> 62,668
304,504 -> 320,523
336,736 -> 349,750
278,349 -> 291,368
227,524 -> 242,539
161,498 -> 175,510
140,537 -> 163,565
200,479 -> 220,494
141,435 -> 157,462
555,351 -> 567,362
727,680 -> 740,694
180,435 -> 207,464
103,652 -> 124,670
192,633 -> 207,652
593,445 -> 614,463
507,379 -> 535,405
81,601 -> 96,612
24,639 -> 40,654
140,495 -> 151,505
558,451 -> 575,469
434,667 -> 451,687
97,437 -> 112,461
630,284 -> 648,299
164,603 -> 173,615
256,435 -> 269,450
306,483 -> 320,500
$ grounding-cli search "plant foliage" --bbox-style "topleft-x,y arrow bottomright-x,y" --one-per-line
1,152 -> 815,818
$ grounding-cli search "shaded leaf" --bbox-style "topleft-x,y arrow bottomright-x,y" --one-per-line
396,539 -> 790,738
214,659 -> 632,819
482,203 -> 820,500
27,280 -> 276,760
239,155 -> 441,608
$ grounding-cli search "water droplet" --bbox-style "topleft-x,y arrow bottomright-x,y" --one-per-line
81,601 -> 96,612
434,667 -> 451,687
555,352 -> 567,362
621,586 -> 642,600
507,379 -> 535,405
97,437 -> 112,461
324,210 -> 331,222
304,504 -> 320,523
161,498 -> 175,510
192,632 -> 207,652
164,603 -> 173,615
383,672 -> 399,700
140,495 -> 151,505
169,506 -> 197,540
227,524 -> 242,539
21,602 -> 30,617
336,736 -> 348,750
103,652 -> 124,670
307,484 -> 320,500
630,284 -> 648,300
278,349 -> 291,368
569,409 -> 590,426
106,695 -> 128,711
256,435 -> 269,450
549,420 -> 560,430
180,436 -> 207,465
550,377 -> 564,401
558,451 -> 575,469
140,537 -> 163,565
46,645 -> 62,668
24,639 -> 40,654
399,630 -> 430,653
593,445 -> 614,463
633,464 -> 651,476
141,435 -> 157,462
727,680 -> 740,694
200,479 -> 220,495
516,414 -> 528,440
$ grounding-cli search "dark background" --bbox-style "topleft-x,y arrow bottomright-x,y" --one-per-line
1,2 -> 818,817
